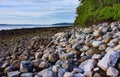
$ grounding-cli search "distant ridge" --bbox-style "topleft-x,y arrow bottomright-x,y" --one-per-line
52,22 -> 73,25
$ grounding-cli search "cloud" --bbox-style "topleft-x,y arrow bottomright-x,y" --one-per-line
0,0 -> 79,24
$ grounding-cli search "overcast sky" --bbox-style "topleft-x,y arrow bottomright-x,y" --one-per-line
0,0 -> 79,24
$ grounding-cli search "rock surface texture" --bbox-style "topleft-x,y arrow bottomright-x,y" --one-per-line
0,22 -> 120,77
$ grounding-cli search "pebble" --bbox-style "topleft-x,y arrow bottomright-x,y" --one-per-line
92,41 -> 104,47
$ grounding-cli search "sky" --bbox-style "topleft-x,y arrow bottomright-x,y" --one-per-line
0,0 -> 79,24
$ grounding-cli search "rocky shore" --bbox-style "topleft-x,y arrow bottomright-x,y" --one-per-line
0,22 -> 120,77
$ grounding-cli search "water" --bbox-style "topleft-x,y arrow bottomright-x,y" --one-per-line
0,24 -> 71,30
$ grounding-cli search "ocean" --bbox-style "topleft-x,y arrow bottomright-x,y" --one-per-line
0,24 -> 71,30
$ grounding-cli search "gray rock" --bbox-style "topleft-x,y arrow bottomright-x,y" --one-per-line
1,62 -> 9,69
21,73 -> 33,77
74,73 -> 85,77
106,67 -> 119,76
98,50 -> 120,71
7,71 -> 20,77
52,65 -> 59,73
20,61 -> 33,73
79,59 -> 96,73
4,66 -> 16,74
92,41 -> 104,47
92,54 -> 101,60
63,72 -> 73,77
93,30 -> 101,37
93,73 -> 102,77
58,68 -> 66,77
37,68 -> 55,77
73,68 -> 83,73
82,28 -> 92,34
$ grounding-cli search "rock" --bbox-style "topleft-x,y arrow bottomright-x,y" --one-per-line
98,50 -> 120,71
73,68 -> 83,73
58,68 -> 66,77
106,67 -> 119,76
79,59 -> 96,73
59,53 -> 69,61
37,68 -> 55,77
80,46 -> 89,52
63,72 -> 74,77
93,67 -> 99,71
48,53 -> 58,63
86,49 -> 101,55
93,30 -> 101,37
7,71 -> 20,77
98,45 -> 106,51
4,66 -> 16,74
93,73 -> 102,77
39,61 -> 48,69
21,73 -> 33,77
103,37 -> 112,44
1,62 -> 9,69
10,60 -> 20,69
82,28 -> 92,34
92,41 -> 104,47
35,52 -> 43,60
74,73 -> 85,77
20,61 -> 33,73
113,45 -> 120,50
92,54 -> 101,60
52,65 -> 59,73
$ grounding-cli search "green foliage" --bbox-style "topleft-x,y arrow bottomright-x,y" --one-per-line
74,0 -> 120,26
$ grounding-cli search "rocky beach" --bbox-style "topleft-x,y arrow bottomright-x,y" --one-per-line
0,22 -> 120,77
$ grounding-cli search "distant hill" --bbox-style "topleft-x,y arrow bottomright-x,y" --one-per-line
52,23 -> 73,25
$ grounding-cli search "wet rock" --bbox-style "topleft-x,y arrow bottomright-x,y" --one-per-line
63,72 -> 73,77
21,73 -> 33,77
20,61 -> 33,73
7,71 -> 20,77
98,50 -> 120,71
106,67 -> 119,76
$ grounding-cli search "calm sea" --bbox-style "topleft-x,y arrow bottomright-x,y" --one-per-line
0,24 -> 71,30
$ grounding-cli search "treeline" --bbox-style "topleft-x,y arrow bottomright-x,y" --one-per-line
74,0 -> 120,26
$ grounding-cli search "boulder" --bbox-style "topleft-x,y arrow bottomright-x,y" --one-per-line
98,50 -> 120,71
